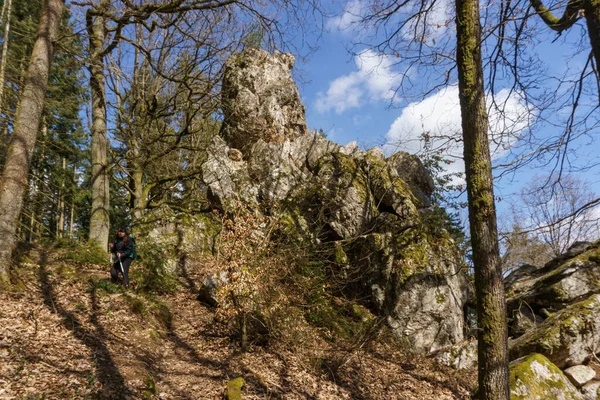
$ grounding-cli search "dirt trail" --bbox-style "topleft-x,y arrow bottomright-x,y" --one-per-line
0,248 -> 473,399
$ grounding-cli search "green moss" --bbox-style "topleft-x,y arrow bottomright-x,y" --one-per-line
510,294 -> 600,366
124,294 -> 147,316
142,375 -> 157,399
334,242 -> 349,265
306,296 -> 376,341
226,377 -> 245,400
436,291 -> 446,304
510,353 -> 580,399
57,240 -> 109,266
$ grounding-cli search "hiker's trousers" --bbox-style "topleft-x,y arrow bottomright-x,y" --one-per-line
111,257 -> 132,287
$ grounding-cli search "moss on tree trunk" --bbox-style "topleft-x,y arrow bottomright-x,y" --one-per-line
0,0 -> 65,286
455,0 -> 510,397
87,2 -> 110,250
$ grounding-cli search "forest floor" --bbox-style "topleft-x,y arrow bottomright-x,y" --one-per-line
0,245 -> 475,399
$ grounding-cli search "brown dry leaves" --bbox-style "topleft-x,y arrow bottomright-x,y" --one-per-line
0,242 -> 475,399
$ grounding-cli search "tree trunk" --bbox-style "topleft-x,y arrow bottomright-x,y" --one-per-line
69,164 -> 75,238
57,156 -> 66,238
583,0 -> 600,75
87,4 -> 110,250
0,0 -> 65,286
455,0 -> 509,397
0,0 -> 12,119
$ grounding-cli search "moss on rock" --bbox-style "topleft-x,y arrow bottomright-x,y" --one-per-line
510,294 -> 600,368
510,353 -> 583,400
226,377 -> 245,400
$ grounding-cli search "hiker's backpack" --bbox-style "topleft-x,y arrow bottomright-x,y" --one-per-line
130,236 -> 137,260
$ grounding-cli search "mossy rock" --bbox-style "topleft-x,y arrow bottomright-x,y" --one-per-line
509,294 -> 600,368
506,241 -> 600,310
510,353 -> 583,399
226,377 -> 245,400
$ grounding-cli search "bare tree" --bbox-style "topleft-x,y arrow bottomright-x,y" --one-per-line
0,0 -> 65,286
518,174 -> 599,256
500,223 -> 553,272
74,0 -> 322,248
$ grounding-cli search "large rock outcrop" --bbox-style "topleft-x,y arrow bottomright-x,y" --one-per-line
220,48 -> 308,151
506,241 -> 600,368
202,49 -> 468,354
438,240 -> 600,398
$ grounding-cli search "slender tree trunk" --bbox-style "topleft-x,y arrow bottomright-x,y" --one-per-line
69,164 -> 75,238
0,0 -> 12,167
0,0 -> 65,286
56,156 -> 66,238
87,4 -> 110,250
455,0 -> 509,397
0,0 -> 12,117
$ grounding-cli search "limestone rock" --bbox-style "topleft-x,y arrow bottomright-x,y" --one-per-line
582,381 -> 600,400
247,138 -> 310,205
510,303 -> 546,337
197,272 -> 230,307
220,48 -> 308,151
386,151 -> 435,207
509,294 -> 600,369
510,353 -> 583,400
202,136 -> 258,210
312,153 -> 380,239
564,365 -> 596,387
341,229 -> 468,353
506,241 -> 600,338
432,340 -> 477,370
199,50 -> 469,356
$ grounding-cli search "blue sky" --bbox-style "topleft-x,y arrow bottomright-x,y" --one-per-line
290,0 -> 600,232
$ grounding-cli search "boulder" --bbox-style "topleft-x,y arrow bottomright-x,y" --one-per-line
220,48 -> 308,151
506,241 -> 600,312
506,241 -> 600,338
510,353 -> 583,400
510,303 -> 546,337
197,272 -> 230,307
582,381 -> 600,400
432,340 -> 477,370
564,365 -> 596,387
509,294 -> 600,369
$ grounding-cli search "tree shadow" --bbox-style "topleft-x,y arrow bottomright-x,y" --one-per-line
37,250 -> 132,399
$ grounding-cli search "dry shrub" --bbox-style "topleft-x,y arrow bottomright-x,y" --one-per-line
206,203 -> 382,357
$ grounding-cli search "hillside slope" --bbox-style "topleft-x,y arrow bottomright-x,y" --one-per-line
0,245 -> 474,399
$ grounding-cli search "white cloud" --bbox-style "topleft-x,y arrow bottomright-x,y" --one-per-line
315,50 -> 403,114
400,0 -> 454,42
383,85 -> 534,178
326,0 -> 365,33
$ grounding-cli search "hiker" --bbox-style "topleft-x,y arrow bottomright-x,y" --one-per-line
109,227 -> 134,288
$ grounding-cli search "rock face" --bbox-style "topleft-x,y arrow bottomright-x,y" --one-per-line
506,241 -> 600,368
499,240 -> 600,399
202,49 -> 469,354
220,48 -> 308,151
510,353 -> 584,400
506,241 -> 600,322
